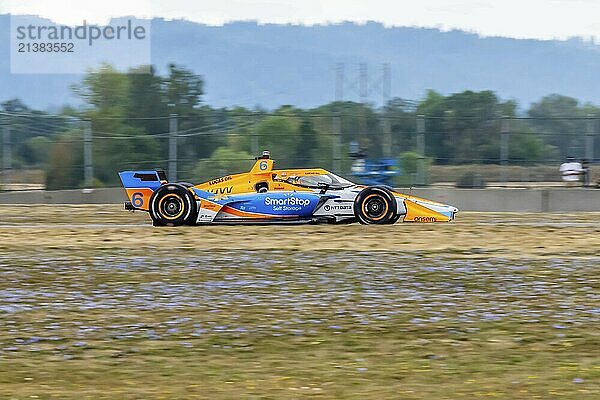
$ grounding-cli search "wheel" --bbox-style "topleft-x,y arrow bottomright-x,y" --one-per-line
148,184 -> 197,226
354,186 -> 397,224
149,184 -> 197,226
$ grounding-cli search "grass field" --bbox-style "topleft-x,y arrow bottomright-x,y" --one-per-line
0,205 -> 599,399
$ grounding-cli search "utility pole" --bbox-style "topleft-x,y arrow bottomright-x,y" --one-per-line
336,62 -> 390,106
586,114 -> 595,162
333,63 -> 344,173
382,63 -> 391,106
359,63 -> 368,104
168,113 -> 178,182
335,63 -> 344,102
381,63 -> 392,158
416,115 -> 426,186
500,117 -> 510,186
2,120 -> 11,188
83,120 -> 93,188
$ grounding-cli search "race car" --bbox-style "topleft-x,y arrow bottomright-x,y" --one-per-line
118,151 -> 458,226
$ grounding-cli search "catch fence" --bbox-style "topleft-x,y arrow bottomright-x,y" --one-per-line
1,111 -> 598,190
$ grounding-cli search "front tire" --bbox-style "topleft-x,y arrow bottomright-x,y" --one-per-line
354,186 -> 397,224
149,184 -> 197,226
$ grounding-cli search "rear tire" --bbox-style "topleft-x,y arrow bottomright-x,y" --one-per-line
389,212 -> 402,224
354,186 -> 397,224
149,184 -> 197,227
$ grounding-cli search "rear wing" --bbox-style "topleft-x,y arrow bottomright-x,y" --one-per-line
118,170 -> 167,211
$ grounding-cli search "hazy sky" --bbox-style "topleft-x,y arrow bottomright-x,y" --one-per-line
3,0 -> 600,41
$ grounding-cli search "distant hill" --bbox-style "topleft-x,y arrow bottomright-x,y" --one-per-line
2,14 -> 600,110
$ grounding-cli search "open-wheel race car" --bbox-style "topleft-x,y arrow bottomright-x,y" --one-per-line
118,152 -> 458,226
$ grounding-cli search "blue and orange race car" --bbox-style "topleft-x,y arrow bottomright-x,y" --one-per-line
118,152 -> 458,226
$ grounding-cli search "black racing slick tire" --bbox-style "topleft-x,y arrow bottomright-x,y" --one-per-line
354,186 -> 397,225
149,184 -> 197,227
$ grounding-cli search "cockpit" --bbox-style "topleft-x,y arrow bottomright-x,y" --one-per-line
277,172 -> 354,189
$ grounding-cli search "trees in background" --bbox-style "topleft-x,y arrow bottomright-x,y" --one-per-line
2,64 -> 599,189
417,90 -> 519,164
192,147 -> 253,182
527,94 -> 598,160
68,63 -> 207,186
0,99 -> 70,174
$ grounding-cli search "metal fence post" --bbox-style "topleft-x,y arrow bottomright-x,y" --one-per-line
586,114 -> 595,162
2,119 -> 11,188
83,120 -> 93,188
251,113 -> 259,156
332,113 -> 342,173
500,117 -> 510,185
382,115 -> 391,158
416,115 -> 425,186
168,113 -> 178,182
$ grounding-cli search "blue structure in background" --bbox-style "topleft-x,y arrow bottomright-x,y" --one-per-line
349,141 -> 401,186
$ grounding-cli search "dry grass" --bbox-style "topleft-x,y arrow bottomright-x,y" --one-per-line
0,205 -> 599,399
1,205 -> 600,258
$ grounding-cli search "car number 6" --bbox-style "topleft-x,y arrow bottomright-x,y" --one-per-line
132,192 -> 144,208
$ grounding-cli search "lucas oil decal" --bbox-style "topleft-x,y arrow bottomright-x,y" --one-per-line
208,176 -> 232,186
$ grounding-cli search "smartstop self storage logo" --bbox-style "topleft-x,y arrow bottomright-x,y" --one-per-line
10,16 -> 151,74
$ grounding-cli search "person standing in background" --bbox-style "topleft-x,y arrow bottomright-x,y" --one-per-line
559,157 -> 583,186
